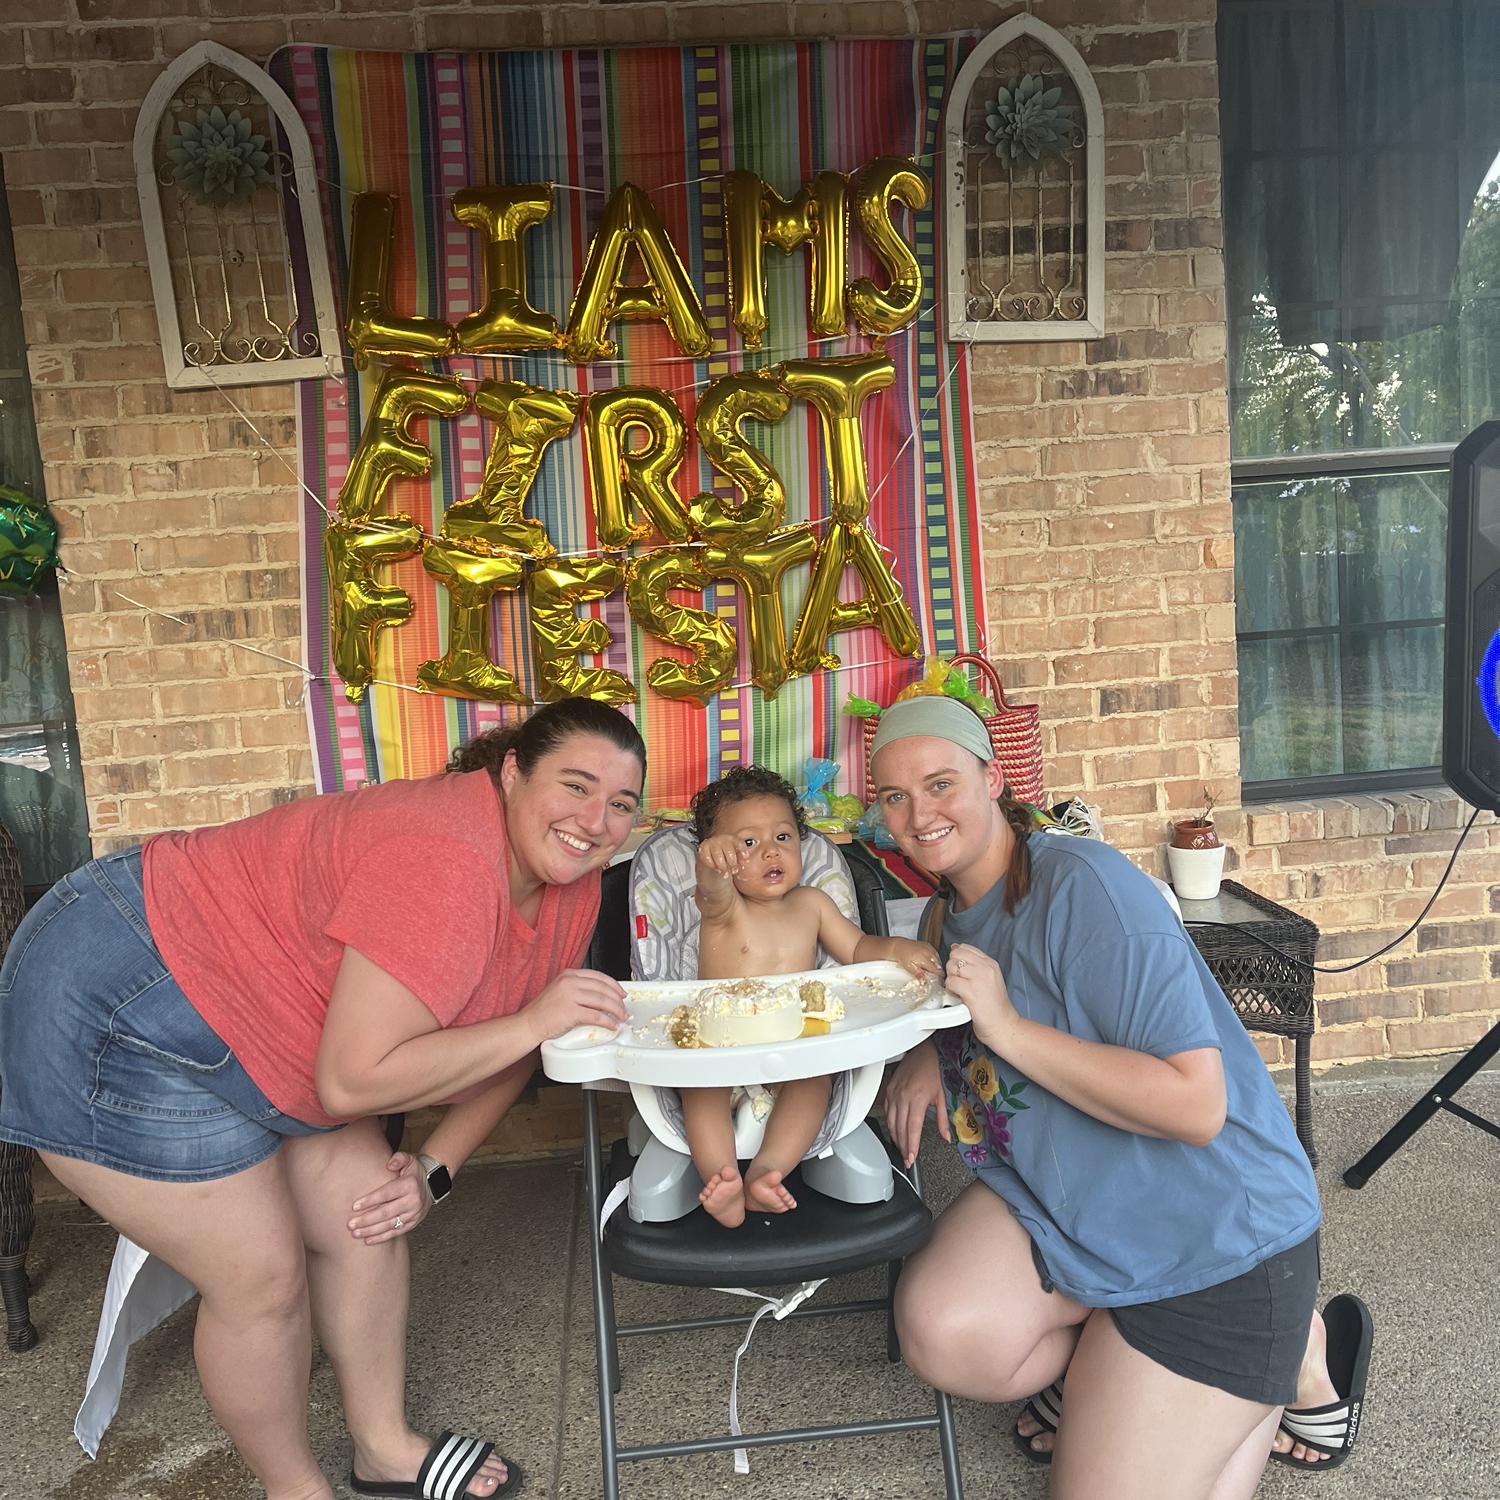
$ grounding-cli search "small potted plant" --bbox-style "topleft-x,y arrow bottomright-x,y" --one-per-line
1167,790 -> 1226,900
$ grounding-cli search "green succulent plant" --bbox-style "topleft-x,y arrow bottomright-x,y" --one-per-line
985,74 -> 1077,164
167,106 -> 272,205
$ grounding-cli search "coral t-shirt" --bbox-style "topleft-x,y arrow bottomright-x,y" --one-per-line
142,770 -> 600,1126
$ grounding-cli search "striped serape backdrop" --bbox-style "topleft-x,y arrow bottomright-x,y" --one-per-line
276,37 -> 985,808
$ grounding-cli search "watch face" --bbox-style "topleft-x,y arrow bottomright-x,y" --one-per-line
427,1163 -> 453,1201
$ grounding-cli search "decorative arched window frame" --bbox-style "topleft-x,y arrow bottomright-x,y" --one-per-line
133,41 -> 343,390
943,15 -> 1105,343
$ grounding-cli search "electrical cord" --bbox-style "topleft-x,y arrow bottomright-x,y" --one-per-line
1182,805 -> 1485,974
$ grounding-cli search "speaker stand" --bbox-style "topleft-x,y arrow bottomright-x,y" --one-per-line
1343,1021 -> 1500,1188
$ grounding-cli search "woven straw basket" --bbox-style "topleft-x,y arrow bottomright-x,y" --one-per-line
862,653 -> 1044,806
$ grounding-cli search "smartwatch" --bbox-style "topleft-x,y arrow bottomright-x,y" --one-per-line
417,1152 -> 452,1204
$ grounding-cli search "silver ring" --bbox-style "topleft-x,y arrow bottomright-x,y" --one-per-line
393,1215 -> 403,1229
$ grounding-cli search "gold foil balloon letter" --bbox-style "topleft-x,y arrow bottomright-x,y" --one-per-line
585,387 -> 690,548
624,547 -> 736,706
529,556 -> 636,703
703,523 -> 817,699
776,353 -> 894,524
724,171 -> 849,347
847,158 -> 929,335
336,369 -> 469,523
324,516 -> 426,702
452,184 -> 561,354
563,183 -> 711,362
790,519 -> 920,674
687,371 -> 791,543
417,541 -> 529,702
778,352 -> 919,674
345,193 -> 457,367
442,381 -> 582,559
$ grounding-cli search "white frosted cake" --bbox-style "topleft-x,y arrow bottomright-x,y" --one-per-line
669,977 -> 845,1049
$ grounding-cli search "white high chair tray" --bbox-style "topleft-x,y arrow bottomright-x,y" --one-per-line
541,961 -> 970,1088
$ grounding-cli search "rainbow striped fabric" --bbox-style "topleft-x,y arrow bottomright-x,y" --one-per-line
277,39 -> 984,808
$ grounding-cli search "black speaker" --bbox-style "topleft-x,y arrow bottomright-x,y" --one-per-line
1443,420 -> 1500,812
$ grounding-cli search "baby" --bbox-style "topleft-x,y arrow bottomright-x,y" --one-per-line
684,766 -> 941,1228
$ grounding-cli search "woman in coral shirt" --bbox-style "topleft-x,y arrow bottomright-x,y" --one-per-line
0,697 -> 645,1500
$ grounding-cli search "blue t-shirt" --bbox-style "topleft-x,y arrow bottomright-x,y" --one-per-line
929,833 -> 1322,1308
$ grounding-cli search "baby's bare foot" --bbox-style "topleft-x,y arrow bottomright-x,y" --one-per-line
699,1165 -> 746,1227
745,1167 -> 797,1214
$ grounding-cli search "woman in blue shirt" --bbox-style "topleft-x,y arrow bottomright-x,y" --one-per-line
874,697 -> 1371,1494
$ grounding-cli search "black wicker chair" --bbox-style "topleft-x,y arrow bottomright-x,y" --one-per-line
0,821 -> 37,1351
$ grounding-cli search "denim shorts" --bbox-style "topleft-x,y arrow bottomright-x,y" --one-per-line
0,847 -> 333,1183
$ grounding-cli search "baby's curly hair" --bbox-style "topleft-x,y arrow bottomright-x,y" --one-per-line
690,765 -> 808,844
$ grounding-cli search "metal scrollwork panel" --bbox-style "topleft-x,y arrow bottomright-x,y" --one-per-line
944,17 -> 1105,343
134,42 -> 343,389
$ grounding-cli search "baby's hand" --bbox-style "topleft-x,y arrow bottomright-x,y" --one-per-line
697,832 -> 749,882
888,938 -> 943,981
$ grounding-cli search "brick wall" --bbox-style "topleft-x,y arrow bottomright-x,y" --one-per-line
4,0 -> 1493,1108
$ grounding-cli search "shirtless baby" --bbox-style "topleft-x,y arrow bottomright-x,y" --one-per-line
683,766 -> 940,1228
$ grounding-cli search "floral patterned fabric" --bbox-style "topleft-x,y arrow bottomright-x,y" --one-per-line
936,1027 -> 1028,1170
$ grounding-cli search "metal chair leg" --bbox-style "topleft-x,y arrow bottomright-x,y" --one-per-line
582,1092 -> 622,1500
935,1387 -> 964,1500
885,1259 -> 902,1364
600,1259 -> 622,1395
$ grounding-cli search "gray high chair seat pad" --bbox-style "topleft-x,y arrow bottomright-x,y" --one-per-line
628,824 -> 862,1157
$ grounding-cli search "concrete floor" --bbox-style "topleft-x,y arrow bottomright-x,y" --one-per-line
4,1059 -> 1499,1500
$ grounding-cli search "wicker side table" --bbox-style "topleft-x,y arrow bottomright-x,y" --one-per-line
1178,880 -> 1319,1164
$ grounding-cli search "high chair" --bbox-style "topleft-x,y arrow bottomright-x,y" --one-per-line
568,826 -> 965,1500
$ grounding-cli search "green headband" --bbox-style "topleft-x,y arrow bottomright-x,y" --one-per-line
869,695 -> 994,767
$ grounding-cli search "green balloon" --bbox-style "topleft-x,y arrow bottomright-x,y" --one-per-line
0,484 -> 59,598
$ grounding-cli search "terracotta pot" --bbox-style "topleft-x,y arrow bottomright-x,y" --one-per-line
1170,818 -> 1220,851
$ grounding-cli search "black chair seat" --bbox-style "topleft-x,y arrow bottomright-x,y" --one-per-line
602,1138 -> 933,1287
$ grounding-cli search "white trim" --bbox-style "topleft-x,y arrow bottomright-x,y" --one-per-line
943,15 -> 1105,343
134,41 -> 343,389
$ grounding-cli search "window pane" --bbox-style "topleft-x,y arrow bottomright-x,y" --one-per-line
1238,636 -> 1341,783
1458,180 -> 1500,430
0,157 -> 91,891
0,723 -> 88,889
1233,479 -> 1338,633
0,580 -> 82,726
1341,626 -> 1444,773
1335,324 -> 1459,450
1340,471 -> 1448,625
1221,0 -> 1500,458
1228,296 -> 1349,459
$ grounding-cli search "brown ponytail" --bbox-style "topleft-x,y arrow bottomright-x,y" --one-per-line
997,791 -> 1033,914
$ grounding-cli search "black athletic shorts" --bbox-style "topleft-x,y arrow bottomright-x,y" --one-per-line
1032,1232 -> 1320,1406
1109,1234 -> 1320,1405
